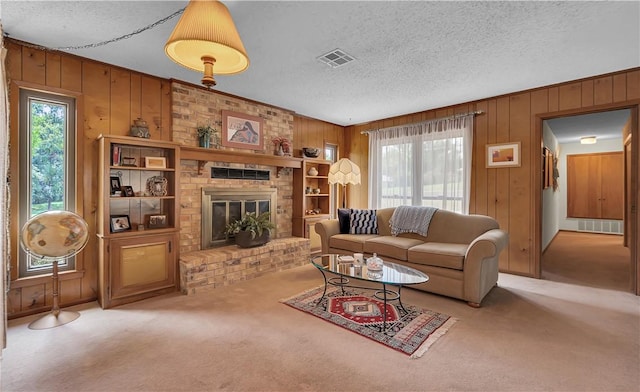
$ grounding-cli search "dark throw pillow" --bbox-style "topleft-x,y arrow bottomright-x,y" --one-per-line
349,209 -> 378,234
337,208 -> 351,234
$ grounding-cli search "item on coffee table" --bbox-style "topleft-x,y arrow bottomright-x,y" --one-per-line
354,252 -> 364,265
338,255 -> 354,263
366,253 -> 384,271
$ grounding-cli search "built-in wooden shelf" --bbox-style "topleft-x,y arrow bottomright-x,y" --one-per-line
180,146 -> 303,176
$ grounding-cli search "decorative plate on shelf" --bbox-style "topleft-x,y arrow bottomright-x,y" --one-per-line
146,176 -> 168,196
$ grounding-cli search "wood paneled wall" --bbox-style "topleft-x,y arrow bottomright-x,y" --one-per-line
292,115 -> 344,158
5,40 -> 172,318
346,68 -> 640,277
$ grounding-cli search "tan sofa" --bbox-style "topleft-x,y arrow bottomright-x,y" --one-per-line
315,207 -> 509,307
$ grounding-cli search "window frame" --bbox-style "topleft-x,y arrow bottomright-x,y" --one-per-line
324,143 -> 338,218
18,89 -> 77,277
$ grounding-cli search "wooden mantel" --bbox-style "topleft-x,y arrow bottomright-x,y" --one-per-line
180,146 -> 303,175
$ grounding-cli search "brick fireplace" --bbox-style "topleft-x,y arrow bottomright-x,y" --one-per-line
172,82 -> 296,255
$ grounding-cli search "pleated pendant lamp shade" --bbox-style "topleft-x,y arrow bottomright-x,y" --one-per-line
165,0 -> 249,88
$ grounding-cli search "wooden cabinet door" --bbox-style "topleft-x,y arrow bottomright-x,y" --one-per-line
108,233 -> 177,306
600,152 -> 624,219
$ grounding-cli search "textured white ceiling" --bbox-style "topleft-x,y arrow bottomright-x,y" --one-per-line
2,0 -> 639,133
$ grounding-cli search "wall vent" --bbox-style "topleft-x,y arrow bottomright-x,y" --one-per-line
211,167 -> 270,180
577,219 -> 623,235
317,48 -> 356,68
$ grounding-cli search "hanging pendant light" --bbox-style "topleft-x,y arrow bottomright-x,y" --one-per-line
165,0 -> 249,88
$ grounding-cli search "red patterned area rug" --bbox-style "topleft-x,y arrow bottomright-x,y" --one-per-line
281,285 -> 457,359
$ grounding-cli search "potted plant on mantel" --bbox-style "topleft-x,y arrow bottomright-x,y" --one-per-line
224,212 -> 275,248
196,124 -> 219,149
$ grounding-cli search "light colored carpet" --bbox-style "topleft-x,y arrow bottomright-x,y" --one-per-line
2,234 -> 639,391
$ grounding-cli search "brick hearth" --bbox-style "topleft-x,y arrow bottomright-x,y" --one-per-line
179,238 -> 310,295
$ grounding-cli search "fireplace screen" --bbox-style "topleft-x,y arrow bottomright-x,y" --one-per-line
202,188 -> 277,249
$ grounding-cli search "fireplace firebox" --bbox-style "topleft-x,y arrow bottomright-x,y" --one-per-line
201,188 -> 277,249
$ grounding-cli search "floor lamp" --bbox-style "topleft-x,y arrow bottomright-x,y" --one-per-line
328,158 -> 361,208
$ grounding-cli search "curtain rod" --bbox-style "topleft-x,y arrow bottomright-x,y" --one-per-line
360,110 -> 484,135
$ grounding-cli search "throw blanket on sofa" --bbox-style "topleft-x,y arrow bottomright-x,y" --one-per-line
390,206 -> 438,236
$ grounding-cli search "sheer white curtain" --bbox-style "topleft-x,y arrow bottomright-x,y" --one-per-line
368,115 -> 473,213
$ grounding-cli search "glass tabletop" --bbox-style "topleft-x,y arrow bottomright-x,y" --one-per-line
310,254 -> 429,286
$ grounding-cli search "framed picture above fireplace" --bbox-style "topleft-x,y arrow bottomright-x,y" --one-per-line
221,110 -> 264,151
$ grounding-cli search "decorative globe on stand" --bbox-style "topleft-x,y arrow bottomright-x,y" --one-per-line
20,210 -> 89,330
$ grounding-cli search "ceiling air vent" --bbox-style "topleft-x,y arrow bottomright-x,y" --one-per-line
316,48 -> 356,68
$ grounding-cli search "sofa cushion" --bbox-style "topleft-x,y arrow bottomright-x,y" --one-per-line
337,208 -> 351,234
349,209 -> 378,234
408,243 -> 468,270
330,234 -> 379,253
364,236 -> 424,261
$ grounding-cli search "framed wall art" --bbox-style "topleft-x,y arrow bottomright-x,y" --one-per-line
221,110 -> 264,151
486,142 -> 521,168
543,147 -> 553,189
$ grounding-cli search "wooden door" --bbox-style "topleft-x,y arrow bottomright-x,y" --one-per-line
567,154 -> 601,218
601,152 -> 624,219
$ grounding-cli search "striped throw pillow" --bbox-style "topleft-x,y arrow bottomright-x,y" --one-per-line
349,209 -> 378,234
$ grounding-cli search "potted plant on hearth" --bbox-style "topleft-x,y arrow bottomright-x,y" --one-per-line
224,211 -> 275,248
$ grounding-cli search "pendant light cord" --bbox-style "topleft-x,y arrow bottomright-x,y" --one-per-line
3,7 -> 185,52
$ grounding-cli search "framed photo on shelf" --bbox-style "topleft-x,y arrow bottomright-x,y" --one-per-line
145,156 -> 167,169
110,215 -> 131,233
486,142 -> 521,168
146,176 -> 168,196
221,110 -> 264,151
110,176 -> 121,195
122,185 -> 135,197
147,214 -> 168,229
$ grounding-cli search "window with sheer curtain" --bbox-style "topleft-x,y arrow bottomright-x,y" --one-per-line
367,115 -> 473,214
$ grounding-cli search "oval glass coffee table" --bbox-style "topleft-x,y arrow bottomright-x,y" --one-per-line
310,254 -> 429,330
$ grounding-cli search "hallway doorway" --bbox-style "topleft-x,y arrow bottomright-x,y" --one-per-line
537,105 -> 638,295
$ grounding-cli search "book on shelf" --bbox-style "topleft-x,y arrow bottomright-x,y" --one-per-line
112,145 -> 121,166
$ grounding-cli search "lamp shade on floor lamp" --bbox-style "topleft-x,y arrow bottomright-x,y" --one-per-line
328,158 -> 361,208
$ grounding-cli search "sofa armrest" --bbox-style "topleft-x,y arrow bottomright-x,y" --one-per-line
465,229 -> 509,261
463,229 -> 509,305
315,219 -> 341,254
